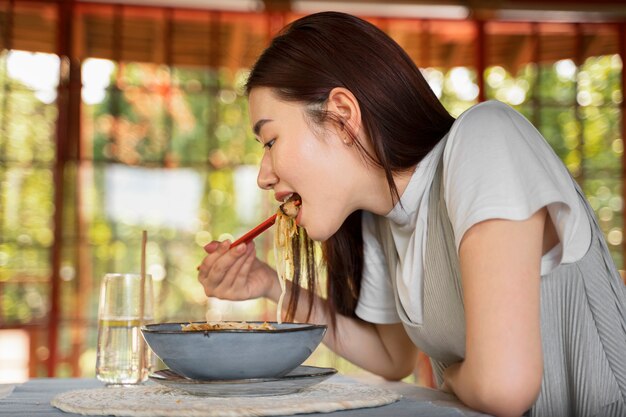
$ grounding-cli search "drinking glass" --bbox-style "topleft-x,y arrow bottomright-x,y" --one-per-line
95,273 -> 154,385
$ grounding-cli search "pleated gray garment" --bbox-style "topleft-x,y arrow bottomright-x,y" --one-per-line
375,155 -> 626,417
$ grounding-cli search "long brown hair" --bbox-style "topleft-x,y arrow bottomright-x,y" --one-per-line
245,12 -> 455,325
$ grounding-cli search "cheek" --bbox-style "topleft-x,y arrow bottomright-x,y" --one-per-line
302,196 -> 347,242
284,134 -> 350,239
297,141 -> 343,182
273,133 -> 317,178
279,141 -> 330,190
299,150 -> 348,206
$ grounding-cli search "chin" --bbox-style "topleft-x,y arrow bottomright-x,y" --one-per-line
302,223 -> 337,242
302,228 -> 326,242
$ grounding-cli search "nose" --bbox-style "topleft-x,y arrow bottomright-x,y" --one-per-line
257,151 -> 278,190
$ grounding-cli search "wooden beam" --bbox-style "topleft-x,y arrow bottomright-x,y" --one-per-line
262,0 -> 290,13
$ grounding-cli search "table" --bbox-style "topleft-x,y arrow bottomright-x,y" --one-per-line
0,375 -> 492,416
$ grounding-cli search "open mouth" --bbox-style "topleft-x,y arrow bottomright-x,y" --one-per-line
279,193 -> 301,219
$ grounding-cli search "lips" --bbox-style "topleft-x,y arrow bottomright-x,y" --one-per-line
275,192 -> 299,204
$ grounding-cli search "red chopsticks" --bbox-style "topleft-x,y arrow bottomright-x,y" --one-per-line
231,200 -> 300,247
231,213 -> 278,247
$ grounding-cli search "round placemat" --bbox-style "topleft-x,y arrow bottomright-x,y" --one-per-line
51,382 -> 401,417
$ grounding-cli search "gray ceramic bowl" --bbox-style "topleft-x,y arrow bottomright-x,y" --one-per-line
141,322 -> 327,381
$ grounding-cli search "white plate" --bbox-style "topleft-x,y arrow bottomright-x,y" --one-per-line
148,365 -> 337,397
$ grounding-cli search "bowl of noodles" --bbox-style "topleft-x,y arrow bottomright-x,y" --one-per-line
141,321 -> 327,381
142,195 -> 326,381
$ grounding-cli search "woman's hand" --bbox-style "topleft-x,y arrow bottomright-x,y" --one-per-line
197,240 -> 278,301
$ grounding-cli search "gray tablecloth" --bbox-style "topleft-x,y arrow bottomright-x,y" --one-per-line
0,375 -> 492,416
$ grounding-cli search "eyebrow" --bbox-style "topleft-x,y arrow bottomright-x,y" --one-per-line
253,119 -> 273,136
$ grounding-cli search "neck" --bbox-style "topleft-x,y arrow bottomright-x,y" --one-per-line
359,165 -> 415,216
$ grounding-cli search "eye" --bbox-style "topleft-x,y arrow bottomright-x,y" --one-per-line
263,138 -> 276,150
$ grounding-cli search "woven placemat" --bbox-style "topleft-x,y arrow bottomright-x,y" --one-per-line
51,382 -> 401,417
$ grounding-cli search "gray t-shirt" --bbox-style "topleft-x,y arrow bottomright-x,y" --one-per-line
356,100 -> 591,325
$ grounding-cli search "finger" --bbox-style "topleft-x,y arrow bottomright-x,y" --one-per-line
199,240 -> 233,274
209,242 -> 245,276
197,240 -> 227,272
197,261 -> 219,297
236,247 -> 258,290
215,242 -> 255,292
203,240 -> 250,290
197,241 -> 236,290
197,257 -> 212,283
204,241 -> 219,253
213,264 -> 248,299
231,243 -> 257,287
225,245 -> 259,299
215,246 -> 252,293
218,240 -> 231,253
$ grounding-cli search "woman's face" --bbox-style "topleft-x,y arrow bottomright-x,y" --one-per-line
248,87 -> 364,241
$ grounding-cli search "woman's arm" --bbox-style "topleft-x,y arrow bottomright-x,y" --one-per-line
199,240 -> 418,380
265,273 -> 418,380
443,208 -> 545,417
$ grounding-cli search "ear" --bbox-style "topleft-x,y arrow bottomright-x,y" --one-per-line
326,87 -> 362,139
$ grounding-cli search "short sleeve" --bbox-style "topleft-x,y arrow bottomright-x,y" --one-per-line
443,101 -> 590,273
355,211 -> 401,324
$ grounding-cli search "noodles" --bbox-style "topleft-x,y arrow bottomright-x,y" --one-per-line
190,197 -> 300,330
181,321 -> 275,331
274,200 -> 299,324
274,209 -> 297,324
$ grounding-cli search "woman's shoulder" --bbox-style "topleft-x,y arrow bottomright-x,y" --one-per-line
444,100 -> 544,158
450,100 -> 524,136
457,99 -> 517,120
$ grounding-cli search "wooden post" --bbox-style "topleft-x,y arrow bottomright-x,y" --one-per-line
476,19 -> 486,103
618,21 -> 626,268
49,0 -> 72,376
50,0 -> 81,377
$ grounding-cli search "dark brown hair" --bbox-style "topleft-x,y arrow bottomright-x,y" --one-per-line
245,12 -> 455,325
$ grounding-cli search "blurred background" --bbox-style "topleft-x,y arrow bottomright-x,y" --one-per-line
0,0 -> 624,386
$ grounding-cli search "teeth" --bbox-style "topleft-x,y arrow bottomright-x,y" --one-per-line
281,193 -> 293,203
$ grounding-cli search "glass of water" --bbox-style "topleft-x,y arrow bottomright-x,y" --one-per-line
96,273 -> 154,385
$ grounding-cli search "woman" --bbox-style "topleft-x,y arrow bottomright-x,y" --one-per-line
197,12 -> 626,417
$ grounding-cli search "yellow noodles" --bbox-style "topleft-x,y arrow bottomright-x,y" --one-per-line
274,208 -> 298,324
181,321 -> 275,331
